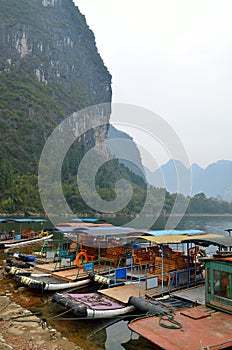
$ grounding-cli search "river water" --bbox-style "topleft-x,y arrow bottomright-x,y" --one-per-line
1,215 -> 231,350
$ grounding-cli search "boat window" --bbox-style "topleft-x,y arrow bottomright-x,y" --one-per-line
213,270 -> 230,299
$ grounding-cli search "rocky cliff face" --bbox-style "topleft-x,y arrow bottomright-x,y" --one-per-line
0,0 -> 111,102
0,0 -> 112,171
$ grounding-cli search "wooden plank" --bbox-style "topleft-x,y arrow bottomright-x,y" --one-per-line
99,284 -> 143,304
99,282 -> 168,304
34,262 -> 57,272
52,268 -> 79,280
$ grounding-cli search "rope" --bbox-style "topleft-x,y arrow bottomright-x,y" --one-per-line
127,310 -> 162,325
38,312 -> 156,322
129,310 -> 182,331
159,313 -> 182,329
51,308 -> 74,319
0,299 -> 182,331
145,293 -> 174,313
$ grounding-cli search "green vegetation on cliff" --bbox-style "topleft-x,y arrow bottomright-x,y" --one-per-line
0,0 -> 112,214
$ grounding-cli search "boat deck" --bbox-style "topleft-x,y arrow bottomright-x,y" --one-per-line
99,282 -> 170,304
51,268 -> 88,281
128,305 -> 232,350
172,284 -> 205,305
28,262 -> 111,282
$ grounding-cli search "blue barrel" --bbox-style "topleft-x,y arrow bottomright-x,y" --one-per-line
133,243 -> 141,249
27,256 -> 36,262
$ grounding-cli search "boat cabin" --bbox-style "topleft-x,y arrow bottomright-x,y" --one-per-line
205,256 -> 232,314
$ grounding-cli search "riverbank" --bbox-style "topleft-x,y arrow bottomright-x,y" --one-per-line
0,212 -> 231,218
0,265 -> 83,350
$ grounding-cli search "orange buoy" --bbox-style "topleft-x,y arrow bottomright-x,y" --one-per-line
75,251 -> 88,268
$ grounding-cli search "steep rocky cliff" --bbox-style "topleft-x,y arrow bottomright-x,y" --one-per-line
0,0 -> 112,172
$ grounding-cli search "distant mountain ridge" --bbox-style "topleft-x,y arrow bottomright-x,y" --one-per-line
107,125 -> 145,179
145,159 -> 232,201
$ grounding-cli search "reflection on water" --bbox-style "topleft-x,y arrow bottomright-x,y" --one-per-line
89,320 -> 136,350
177,215 -> 232,234
1,215 -> 231,349
40,307 -> 153,350
87,319 -> 154,350
177,215 -> 232,255
105,320 -> 153,350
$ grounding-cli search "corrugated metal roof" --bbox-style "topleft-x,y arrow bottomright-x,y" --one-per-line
57,226 -> 137,236
182,235 -> 232,247
130,233 -> 222,245
56,222 -> 112,227
131,234 -> 188,244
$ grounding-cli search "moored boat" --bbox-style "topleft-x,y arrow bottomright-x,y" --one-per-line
0,233 -> 53,249
12,271 -> 91,291
52,291 -> 135,319
4,228 -> 219,292
0,218 -> 52,249
5,224 -> 227,297
128,246 -> 232,350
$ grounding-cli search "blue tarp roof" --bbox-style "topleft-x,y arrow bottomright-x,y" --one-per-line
71,218 -> 106,223
13,218 -> 46,223
146,229 -> 205,236
0,218 -> 46,223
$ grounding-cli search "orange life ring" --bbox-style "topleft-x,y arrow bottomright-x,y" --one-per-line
75,252 -> 88,268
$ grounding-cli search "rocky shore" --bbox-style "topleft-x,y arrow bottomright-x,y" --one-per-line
0,266 -> 83,350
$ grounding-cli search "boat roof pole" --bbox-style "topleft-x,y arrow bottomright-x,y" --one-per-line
138,266 -> 141,297
159,244 -> 164,294
187,242 -> 191,287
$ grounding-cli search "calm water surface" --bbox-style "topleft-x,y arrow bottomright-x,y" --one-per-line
1,215 -> 231,350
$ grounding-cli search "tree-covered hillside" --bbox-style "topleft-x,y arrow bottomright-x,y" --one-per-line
0,0 -> 112,214
0,0 -> 151,217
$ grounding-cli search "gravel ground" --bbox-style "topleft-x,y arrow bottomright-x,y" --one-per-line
0,294 -> 82,350
0,266 -> 83,350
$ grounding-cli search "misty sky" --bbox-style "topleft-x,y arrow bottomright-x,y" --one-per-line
75,0 -> 232,169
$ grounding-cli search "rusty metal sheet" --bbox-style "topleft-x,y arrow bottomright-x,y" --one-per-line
128,306 -> 232,350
